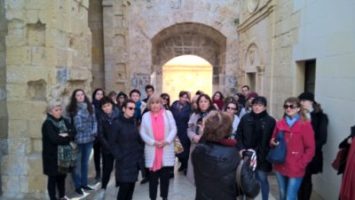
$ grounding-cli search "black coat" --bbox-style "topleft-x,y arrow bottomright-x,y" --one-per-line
42,114 -> 74,176
192,142 -> 259,200
236,111 -> 276,172
97,107 -> 120,154
109,115 -> 144,183
307,111 -> 328,174
170,101 -> 192,158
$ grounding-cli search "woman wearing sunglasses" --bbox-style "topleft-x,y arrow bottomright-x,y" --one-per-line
270,97 -> 315,200
223,98 -> 240,138
109,99 -> 144,200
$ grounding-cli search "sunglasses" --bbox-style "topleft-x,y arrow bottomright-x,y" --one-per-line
127,107 -> 135,110
226,106 -> 237,110
283,104 -> 297,109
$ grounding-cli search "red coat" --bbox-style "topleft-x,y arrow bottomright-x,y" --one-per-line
340,140 -> 355,200
272,118 -> 315,178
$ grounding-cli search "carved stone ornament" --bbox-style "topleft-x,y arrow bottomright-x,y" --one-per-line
247,0 -> 259,13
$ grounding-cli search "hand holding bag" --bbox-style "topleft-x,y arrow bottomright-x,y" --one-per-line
174,137 -> 184,154
266,131 -> 286,164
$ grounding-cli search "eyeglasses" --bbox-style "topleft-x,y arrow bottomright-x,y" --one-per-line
127,107 -> 135,110
226,106 -> 237,110
283,104 -> 297,109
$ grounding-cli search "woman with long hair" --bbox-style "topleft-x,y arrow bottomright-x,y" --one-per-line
140,95 -> 177,200
270,97 -> 315,200
66,89 -> 97,195
92,88 -> 105,181
186,94 -> 215,184
297,92 -> 328,200
212,91 -> 224,110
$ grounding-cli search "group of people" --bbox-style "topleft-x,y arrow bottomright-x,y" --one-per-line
41,84 -> 354,200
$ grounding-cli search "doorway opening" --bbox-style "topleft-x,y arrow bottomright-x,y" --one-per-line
162,55 -> 213,102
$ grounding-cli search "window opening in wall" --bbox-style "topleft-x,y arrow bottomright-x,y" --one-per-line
304,60 -> 316,94
246,72 -> 256,91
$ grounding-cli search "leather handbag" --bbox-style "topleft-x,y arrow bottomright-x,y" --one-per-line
266,131 -> 286,164
174,137 -> 184,154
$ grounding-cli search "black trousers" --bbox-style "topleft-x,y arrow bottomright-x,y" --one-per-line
149,167 -> 172,200
298,170 -> 313,200
93,140 -> 102,178
47,174 -> 66,200
117,182 -> 136,200
102,153 -> 115,189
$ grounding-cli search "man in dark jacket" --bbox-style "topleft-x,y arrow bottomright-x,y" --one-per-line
97,96 -> 120,198
236,96 -> 276,200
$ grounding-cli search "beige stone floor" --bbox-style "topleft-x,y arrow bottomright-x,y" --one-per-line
65,158 -> 324,200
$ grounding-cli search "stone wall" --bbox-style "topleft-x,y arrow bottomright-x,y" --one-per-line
103,0 -> 240,95
89,0 -> 105,89
1,0 -> 92,198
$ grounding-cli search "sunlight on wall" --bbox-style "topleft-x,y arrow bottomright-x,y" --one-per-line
162,55 -> 212,102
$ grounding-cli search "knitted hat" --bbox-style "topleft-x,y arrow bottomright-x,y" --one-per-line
252,96 -> 267,106
246,92 -> 258,100
298,92 -> 315,102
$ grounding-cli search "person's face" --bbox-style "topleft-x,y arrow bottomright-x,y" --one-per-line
49,106 -> 62,119
118,95 -> 125,103
252,103 -> 266,114
95,90 -> 104,101
198,97 -> 210,112
300,100 -> 313,111
179,94 -> 188,104
161,96 -> 169,105
242,87 -> 249,96
213,93 -> 221,100
225,103 -> 238,116
146,88 -> 154,97
123,102 -> 136,118
101,103 -> 113,114
284,102 -> 301,117
130,92 -> 140,102
75,90 -> 85,103
150,101 -> 162,113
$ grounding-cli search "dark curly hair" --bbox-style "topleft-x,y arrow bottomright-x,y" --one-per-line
66,89 -> 93,116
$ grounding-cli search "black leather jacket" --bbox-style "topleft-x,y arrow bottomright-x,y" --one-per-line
192,141 -> 259,200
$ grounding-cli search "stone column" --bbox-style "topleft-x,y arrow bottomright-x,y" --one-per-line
102,0 -> 129,92
0,0 -> 92,198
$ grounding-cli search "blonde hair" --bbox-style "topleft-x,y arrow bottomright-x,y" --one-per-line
146,94 -> 163,110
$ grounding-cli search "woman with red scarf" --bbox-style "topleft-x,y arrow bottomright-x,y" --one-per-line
140,95 -> 177,200
212,91 -> 224,110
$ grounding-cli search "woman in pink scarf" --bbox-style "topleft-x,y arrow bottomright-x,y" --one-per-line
140,95 -> 177,200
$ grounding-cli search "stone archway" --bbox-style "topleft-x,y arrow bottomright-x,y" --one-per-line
151,23 -> 226,93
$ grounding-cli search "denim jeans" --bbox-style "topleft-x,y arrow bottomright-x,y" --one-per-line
72,142 -> 93,189
256,170 -> 269,200
275,172 -> 303,200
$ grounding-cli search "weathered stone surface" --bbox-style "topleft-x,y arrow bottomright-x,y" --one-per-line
1,0 -> 92,197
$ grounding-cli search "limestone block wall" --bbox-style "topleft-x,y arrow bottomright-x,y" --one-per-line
103,0 -> 240,95
1,0 -> 92,198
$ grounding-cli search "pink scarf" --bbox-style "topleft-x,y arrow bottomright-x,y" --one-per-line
150,110 -> 165,172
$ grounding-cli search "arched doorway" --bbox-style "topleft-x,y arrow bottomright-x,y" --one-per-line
162,55 -> 213,102
151,23 -> 226,94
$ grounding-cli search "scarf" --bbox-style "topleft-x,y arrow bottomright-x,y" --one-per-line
150,109 -> 165,172
286,114 -> 300,127
213,99 -> 224,110
47,115 -> 77,174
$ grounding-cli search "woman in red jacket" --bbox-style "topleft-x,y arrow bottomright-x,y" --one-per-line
270,97 -> 315,200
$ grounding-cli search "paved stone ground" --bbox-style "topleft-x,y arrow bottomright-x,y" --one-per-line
64,157 -> 324,200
